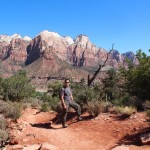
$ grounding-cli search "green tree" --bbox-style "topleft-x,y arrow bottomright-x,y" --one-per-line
102,68 -> 122,101
120,49 -> 150,100
2,70 -> 35,101
48,81 -> 62,97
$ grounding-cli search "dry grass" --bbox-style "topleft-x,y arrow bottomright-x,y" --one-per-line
114,106 -> 137,117
0,116 -> 7,130
86,101 -> 105,117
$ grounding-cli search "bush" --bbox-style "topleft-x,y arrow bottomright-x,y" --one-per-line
41,102 -> 50,112
49,97 -> 60,112
146,109 -> 150,120
112,97 -> 129,106
86,101 -> 105,117
102,101 -> 113,112
30,98 -> 41,108
114,106 -> 137,117
37,92 -> 60,112
112,96 -> 143,110
2,70 -> 35,101
120,50 -> 150,100
4,102 -> 23,122
0,116 -> 7,130
143,100 -> 150,110
72,83 -> 100,111
48,81 -> 62,97
34,91 -> 45,99
0,100 -> 7,113
0,129 -> 9,143
22,103 -> 31,110
0,101 -> 23,121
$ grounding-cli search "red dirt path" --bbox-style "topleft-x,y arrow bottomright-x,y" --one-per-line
7,108 -> 150,150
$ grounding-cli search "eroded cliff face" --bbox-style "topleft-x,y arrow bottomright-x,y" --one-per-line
25,32 -> 130,69
67,34 -> 99,67
0,34 -> 31,62
0,37 -> 30,76
0,42 -> 10,60
0,30 -> 138,79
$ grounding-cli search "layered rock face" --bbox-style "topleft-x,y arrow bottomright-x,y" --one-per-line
0,34 -> 31,76
25,32 -> 127,69
0,34 -> 31,62
67,34 -> 100,67
0,30 -> 138,78
25,31 -> 68,65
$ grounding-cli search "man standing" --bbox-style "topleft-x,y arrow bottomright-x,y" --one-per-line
60,79 -> 82,128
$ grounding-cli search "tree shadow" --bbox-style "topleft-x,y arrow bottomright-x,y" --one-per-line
111,114 -> 131,121
34,111 -> 41,115
119,127 -> 150,146
51,112 -> 93,125
30,122 -> 60,129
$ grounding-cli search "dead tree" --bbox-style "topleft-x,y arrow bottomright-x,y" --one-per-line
87,44 -> 114,86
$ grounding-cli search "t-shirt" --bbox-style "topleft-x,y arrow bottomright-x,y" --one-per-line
60,87 -> 72,102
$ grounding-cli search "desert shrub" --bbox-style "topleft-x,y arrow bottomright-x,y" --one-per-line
48,97 -> 60,112
48,81 -> 62,97
0,116 -> 7,130
0,129 -> 9,143
0,95 -> 4,100
41,102 -> 50,112
112,96 -> 143,110
114,106 -> 137,117
30,98 -> 41,108
112,96 -> 129,106
22,97 -> 42,109
86,101 -> 105,117
102,101 -> 113,112
34,91 -> 45,99
22,103 -> 31,110
1,70 -> 35,101
0,100 -> 7,113
143,100 -> 150,110
72,83 -> 100,111
37,91 -> 60,112
120,50 -> 150,100
4,102 -> 23,121
130,97 -> 143,110
146,109 -> 150,120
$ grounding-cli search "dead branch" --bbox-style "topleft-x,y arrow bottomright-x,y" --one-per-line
87,49 -> 112,86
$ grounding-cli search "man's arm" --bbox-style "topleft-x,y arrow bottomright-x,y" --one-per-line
61,95 -> 67,109
70,94 -> 74,101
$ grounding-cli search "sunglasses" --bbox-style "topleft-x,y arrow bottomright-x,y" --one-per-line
65,82 -> 70,83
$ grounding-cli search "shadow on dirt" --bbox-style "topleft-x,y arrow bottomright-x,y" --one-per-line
113,114 -> 131,121
118,127 -> 150,146
51,112 -> 93,124
30,122 -> 56,129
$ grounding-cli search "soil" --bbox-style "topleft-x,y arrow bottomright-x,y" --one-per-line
6,108 -> 150,150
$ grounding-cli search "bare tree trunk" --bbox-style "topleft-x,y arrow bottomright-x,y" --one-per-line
87,50 -> 112,86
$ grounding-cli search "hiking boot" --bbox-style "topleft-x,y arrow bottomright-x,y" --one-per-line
62,124 -> 68,128
78,117 -> 83,121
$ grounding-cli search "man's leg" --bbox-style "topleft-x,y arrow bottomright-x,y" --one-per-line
69,101 -> 82,120
62,103 -> 69,128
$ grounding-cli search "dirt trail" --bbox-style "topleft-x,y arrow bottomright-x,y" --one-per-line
7,108 -> 150,150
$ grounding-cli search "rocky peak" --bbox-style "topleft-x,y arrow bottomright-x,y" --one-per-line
39,30 -> 62,39
11,34 -> 22,39
111,50 -> 122,62
23,36 -> 32,41
0,34 -> 31,43
0,34 -> 13,43
122,51 -> 136,62
75,34 -> 90,47
63,36 -> 74,45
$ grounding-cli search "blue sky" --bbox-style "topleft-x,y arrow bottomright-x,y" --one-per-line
0,0 -> 150,54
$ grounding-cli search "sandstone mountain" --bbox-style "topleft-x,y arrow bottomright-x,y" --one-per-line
0,30 -> 138,85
